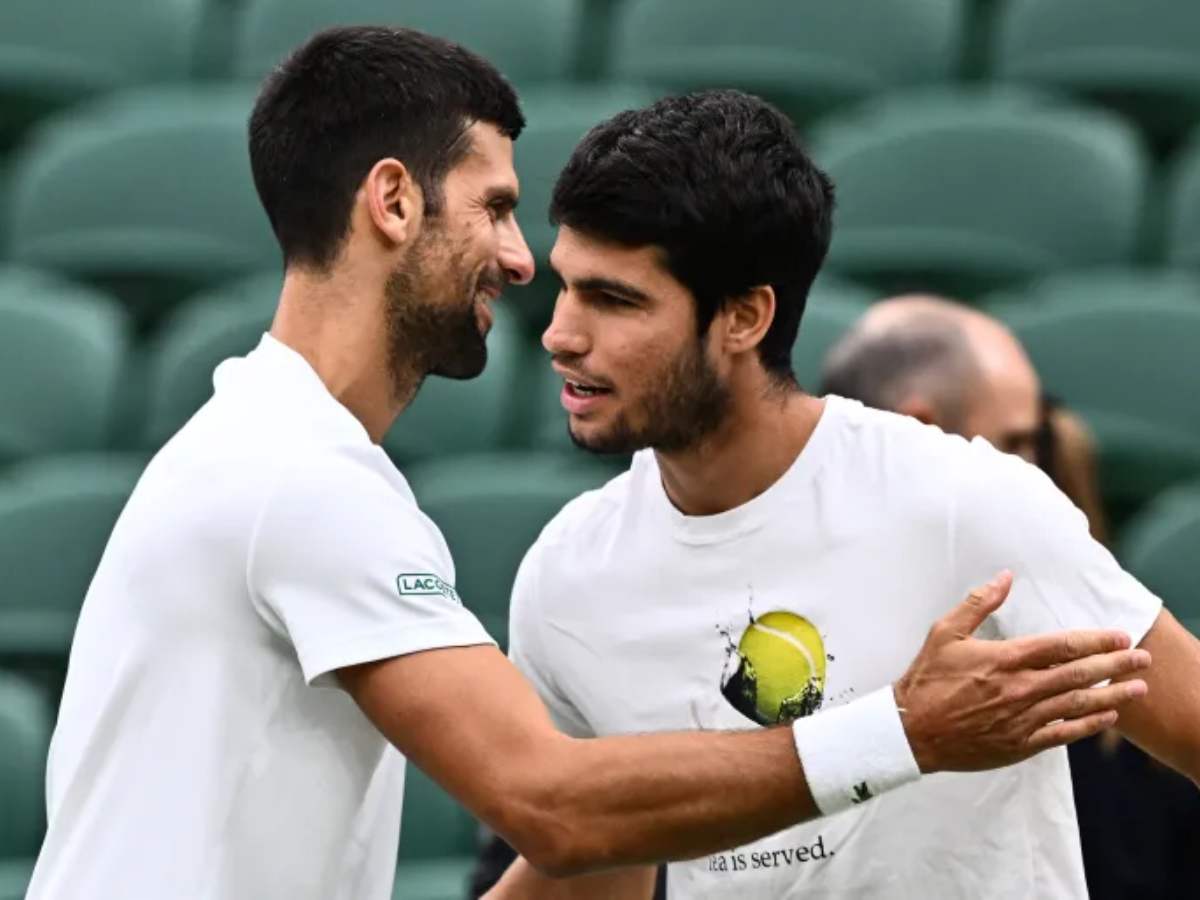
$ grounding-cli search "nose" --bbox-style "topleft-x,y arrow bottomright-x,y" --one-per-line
498,217 -> 535,286
542,290 -> 590,357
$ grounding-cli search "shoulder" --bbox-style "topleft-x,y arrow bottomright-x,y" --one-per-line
511,457 -> 645,606
818,396 -> 992,519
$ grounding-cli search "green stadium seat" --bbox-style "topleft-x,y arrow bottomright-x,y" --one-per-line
0,271 -> 130,464
997,296 -> 1200,516
0,673 -> 50,862
1166,131 -> 1200,268
795,276 -> 876,393
0,859 -> 34,900
4,86 -> 277,319
0,0 -> 207,146
407,452 -> 614,646
984,267 -> 1200,313
234,0 -> 579,87
993,0 -> 1200,151
504,85 -> 658,330
610,0 -> 966,124
392,764 -> 477,900
1119,482 -> 1200,634
141,273 -> 280,449
0,455 -> 143,664
811,89 -> 1150,297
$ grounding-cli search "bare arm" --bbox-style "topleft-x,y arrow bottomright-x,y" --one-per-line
339,574 -> 1148,878
1116,609 -> 1200,785
484,860 -> 656,900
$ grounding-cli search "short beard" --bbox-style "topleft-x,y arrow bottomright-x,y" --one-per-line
384,229 -> 487,407
568,338 -> 732,455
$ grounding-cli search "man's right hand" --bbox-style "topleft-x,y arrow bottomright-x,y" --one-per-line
894,570 -> 1150,773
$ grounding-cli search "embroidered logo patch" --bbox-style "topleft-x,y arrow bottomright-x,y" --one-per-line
396,573 -> 461,605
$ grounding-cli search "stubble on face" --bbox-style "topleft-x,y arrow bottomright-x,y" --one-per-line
383,220 -> 503,404
567,335 -> 733,456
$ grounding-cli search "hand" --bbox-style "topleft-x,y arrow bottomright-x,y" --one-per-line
894,571 -> 1150,773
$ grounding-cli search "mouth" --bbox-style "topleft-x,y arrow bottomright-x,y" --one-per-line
555,365 -> 614,415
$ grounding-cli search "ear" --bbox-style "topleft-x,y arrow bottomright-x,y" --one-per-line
895,396 -> 943,429
362,158 -> 423,248
716,285 -> 776,356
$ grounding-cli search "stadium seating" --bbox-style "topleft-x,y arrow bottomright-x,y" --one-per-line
0,455 -> 143,665
0,270 -> 130,464
997,294 -> 1200,516
811,89 -> 1150,297
505,85 -> 658,329
0,0 -> 207,147
393,765 -> 479,900
1120,481 -> 1200,634
235,0 -> 579,86
4,86 -> 277,319
610,0 -> 965,124
140,273 -> 279,448
1165,130 -> 1200,268
794,276 -> 876,392
993,0 -> 1200,151
407,452 -> 614,647
0,674 -> 49,868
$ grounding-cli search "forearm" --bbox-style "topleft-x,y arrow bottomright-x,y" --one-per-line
483,857 -> 656,899
497,726 -> 815,875
1117,610 -> 1200,786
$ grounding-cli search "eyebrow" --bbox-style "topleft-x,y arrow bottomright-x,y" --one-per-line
548,263 -> 651,303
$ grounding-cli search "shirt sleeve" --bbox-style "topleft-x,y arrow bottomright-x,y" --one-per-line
952,438 -> 1162,646
507,540 -> 596,738
247,450 -> 494,687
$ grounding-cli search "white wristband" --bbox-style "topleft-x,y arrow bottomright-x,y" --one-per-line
791,685 -> 922,816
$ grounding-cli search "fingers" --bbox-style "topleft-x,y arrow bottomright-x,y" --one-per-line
1024,710 -> 1121,755
1005,628 -> 1134,670
1024,648 -> 1151,702
940,571 -> 1013,639
1021,679 -> 1148,738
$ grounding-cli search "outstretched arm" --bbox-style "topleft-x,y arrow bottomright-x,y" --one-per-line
340,573 -> 1147,879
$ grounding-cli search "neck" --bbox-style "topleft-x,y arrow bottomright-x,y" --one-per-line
269,267 -> 419,443
654,380 -> 825,517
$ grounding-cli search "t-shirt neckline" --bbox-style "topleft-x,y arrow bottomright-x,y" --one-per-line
648,395 -> 843,546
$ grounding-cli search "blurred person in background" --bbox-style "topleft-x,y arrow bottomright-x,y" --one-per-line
822,294 -> 1200,898
25,28 -> 1130,900
484,89 -> 1200,899
821,294 -> 1106,539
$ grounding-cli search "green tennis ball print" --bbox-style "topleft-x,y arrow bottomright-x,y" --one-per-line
721,611 -> 826,725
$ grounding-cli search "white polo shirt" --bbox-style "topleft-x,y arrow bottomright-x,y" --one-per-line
510,396 -> 1162,899
28,334 -> 493,900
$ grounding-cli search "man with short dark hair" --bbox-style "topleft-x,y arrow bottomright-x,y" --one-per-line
492,90 -> 1200,898
26,35 -> 1152,900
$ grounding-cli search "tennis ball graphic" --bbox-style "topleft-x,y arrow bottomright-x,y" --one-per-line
721,611 -> 826,726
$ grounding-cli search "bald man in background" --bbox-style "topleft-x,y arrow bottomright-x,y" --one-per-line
822,294 -> 1200,900
821,294 -> 1107,541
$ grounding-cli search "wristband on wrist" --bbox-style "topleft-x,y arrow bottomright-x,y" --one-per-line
790,685 -> 922,815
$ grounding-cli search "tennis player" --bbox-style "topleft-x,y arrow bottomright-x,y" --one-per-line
491,90 -> 1200,898
27,31 -> 1151,900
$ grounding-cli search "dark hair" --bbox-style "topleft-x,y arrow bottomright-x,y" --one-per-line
550,89 -> 834,379
820,314 -> 979,428
249,26 -> 524,269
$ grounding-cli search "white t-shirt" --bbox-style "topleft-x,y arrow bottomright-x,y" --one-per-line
510,396 -> 1161,900
28,335 -> 493,900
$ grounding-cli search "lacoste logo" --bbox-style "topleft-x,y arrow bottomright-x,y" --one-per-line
396,573 -> 462,605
